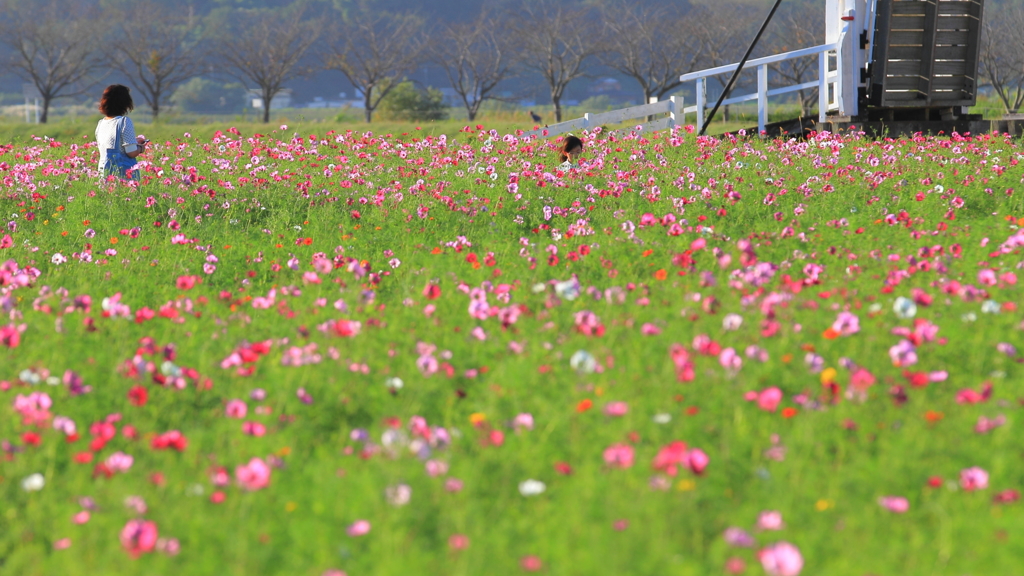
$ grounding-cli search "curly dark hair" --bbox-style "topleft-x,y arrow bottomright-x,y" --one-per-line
98,84 -> 134,117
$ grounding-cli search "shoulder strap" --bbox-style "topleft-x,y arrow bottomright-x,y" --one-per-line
113,116 -> 124,151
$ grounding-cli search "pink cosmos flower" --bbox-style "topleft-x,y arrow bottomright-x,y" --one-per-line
687,448 -> 709,475
757,387 -> 783,412
175,275 -> 198,290
346,520 -> 371,537
225,399 -> 248,418
960,467 -> 989,491
758,542 -> 803,576
723,527 -> 756,547
652,441 -> 688,476
878,496 -> 909,513
603,443 -> 635,469
73,511 -> 90,524
757,510 -> 784,530
604,402 -> 628,417
513,413 -> 534,431
105,452 -> 134,473
831,312 -> 860,336
235,457 -> 271,491
120,519 -> 158,557
448,534 -> 470,550
640,323 -> 662,335
242,421 -> 266,436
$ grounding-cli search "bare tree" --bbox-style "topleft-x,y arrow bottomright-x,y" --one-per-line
510,2 -> 603,123
692,3 -> 760,122
431,16 -> 515,122
217,8 -> 321,123
112,1 -> 207,120
324,10 -> 423,123
979,4 -> 1024,115
599,3 -> 705,103
764,10 -> 824,117
0,0 -> 103,123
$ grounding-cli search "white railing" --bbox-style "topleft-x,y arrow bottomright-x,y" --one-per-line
525,21 -> 858,138
523,96 -> 682,139
678,18 -> 860,133
678,43 -> 842,134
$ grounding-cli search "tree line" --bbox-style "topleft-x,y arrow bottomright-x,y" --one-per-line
2,0 -> 1023,124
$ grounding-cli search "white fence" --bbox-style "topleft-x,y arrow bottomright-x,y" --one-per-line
526,16 -> 860,137
522,96 -> 683,139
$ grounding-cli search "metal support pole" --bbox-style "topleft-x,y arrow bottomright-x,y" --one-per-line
699,0 -> 785,136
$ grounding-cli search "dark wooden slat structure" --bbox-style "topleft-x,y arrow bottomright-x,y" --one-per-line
869,0 -> 984,109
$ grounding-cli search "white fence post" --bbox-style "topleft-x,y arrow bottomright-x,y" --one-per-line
837,16 -> 858,117
669,96 -> 679,128
818,51 -> 828,123
757,64 -> 768,133
695,78 -> 706,130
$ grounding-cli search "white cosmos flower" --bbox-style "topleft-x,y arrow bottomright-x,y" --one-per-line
653,413 -> 672,424
51,253 -> 66,265
722,314 -> 743,330
569,350 -> 596,374
385,377 -> 404,392
981,300 -> 1001,314
385,484 -> 412,506
22,473 -> 45,492
518,479 -> 546,497
893,297 -> 917,319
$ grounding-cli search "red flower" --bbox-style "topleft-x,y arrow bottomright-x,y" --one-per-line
128,386 -> 148,407
22,432 -> 41,447
553,461 -> 573,475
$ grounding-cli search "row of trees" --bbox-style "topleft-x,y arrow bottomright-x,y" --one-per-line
2,0 -> 1023,124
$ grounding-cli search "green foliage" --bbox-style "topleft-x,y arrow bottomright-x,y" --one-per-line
376,80 -> 449,122
170,78 -> 248,114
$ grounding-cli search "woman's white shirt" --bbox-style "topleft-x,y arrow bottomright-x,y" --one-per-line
95,116 -> 138,170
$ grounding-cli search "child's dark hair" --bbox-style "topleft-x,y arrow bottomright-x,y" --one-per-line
558,135 -> 584,163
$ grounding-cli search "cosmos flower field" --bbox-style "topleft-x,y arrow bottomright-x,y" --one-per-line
2,123 -> 1024,576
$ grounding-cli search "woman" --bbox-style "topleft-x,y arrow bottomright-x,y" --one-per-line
95,84 -> 147,180
557,135 -> 584,170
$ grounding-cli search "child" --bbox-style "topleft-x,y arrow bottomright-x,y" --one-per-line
557,135 -> 584,170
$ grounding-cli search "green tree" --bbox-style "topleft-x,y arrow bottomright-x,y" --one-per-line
377,80 -> 449,122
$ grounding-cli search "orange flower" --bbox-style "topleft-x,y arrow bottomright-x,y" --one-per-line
82,220 -> 90,225
653,269 -> 668,281
109,237 -> 118,244
642,249 -> 654,257
800,343 -> 816,352
303,237 -> 313,245
431,247 -> 443,254
782,407 -> 798,418
822,327 -> 839,340
576,399 -> 593,413
781,354 -> 793,363
924,410 -> 944,423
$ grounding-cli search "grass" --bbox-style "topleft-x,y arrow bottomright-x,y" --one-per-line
1,122 -> 1024,576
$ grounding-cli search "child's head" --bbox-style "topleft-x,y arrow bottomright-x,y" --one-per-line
558,135 -> 584,163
